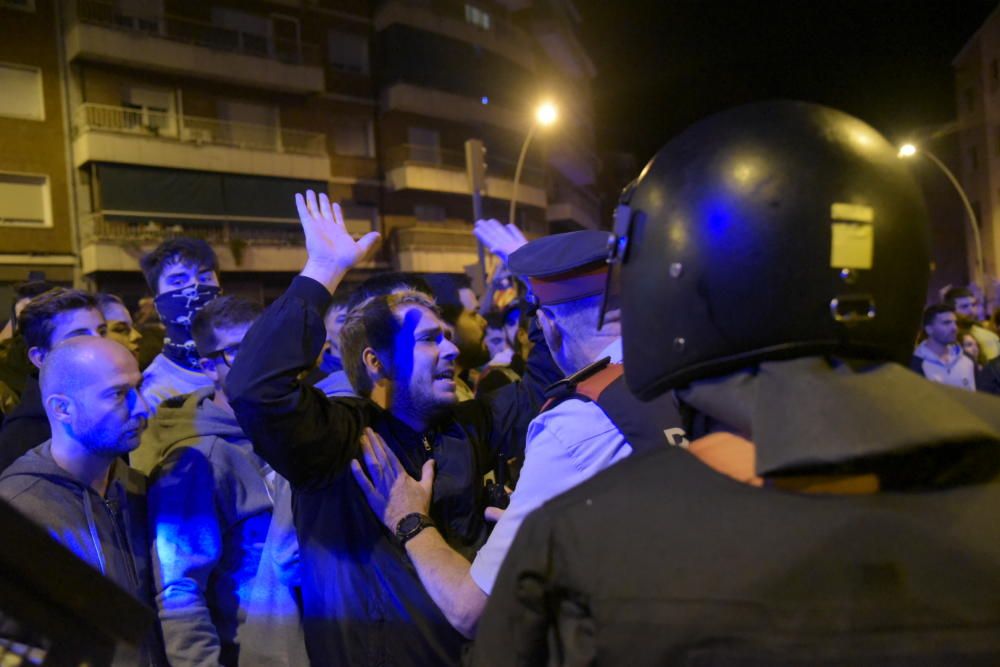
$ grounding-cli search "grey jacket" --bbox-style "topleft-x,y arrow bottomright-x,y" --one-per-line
0,441 -> 165,666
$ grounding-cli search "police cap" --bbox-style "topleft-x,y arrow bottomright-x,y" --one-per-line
508,230 -> 612,306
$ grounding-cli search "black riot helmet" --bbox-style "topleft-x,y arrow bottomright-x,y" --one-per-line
607,101 -> 931,400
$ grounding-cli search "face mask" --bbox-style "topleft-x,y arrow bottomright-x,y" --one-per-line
154,284 -> 222,370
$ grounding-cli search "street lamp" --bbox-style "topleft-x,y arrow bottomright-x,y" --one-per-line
509,101 -> 558,228
898,142 -> 986,300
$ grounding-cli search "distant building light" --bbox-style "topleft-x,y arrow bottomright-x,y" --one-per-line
481,96 -> 489,105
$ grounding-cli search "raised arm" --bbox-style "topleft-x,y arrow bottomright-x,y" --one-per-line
228,191 -> 381,484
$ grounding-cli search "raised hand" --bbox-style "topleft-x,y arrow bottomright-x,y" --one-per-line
473,218 -> 528,264
350,427 -> 434,533
297,190 -> 381,291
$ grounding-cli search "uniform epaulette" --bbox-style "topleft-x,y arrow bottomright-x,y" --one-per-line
543,356 -> 612,399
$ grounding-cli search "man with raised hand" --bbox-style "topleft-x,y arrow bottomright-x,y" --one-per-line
227,191 -> 556,666
350,230 -> 687,639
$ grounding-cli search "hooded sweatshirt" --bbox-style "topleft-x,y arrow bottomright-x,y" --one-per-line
910,340 -> 976,391
0,441 -> 165,666
144,388 -> 275,667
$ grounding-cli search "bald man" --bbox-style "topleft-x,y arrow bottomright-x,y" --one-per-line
0,337 -> 165,666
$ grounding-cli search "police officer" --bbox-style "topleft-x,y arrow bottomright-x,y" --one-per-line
470,101 -> 1000,664
350,229 -> 686,639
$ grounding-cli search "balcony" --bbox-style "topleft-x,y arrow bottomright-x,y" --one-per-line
375,0 -> 535,71
547,183 -> 601,230
79,211 -> 376,275
381,83 -> 527,134
384,144 -> 547,208
394,225 -> 480,273
73,103 -> 330,180
66,0 -> 324,93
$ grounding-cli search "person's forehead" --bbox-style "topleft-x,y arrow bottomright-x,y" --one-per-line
101,302 -> 131,324
52,307 -> 104,332
395,303 -> 442,331
213,323 -> 252,347
162,258 -> 211,276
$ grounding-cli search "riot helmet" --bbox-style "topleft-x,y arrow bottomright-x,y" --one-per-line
608,101 -> 931,400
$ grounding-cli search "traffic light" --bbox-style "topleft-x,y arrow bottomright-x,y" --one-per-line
465,139 -> 487,194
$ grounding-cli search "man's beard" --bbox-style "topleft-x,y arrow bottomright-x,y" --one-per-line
75,414 -> 146,457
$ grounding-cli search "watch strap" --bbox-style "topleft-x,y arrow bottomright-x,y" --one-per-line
395,512 -> 435,545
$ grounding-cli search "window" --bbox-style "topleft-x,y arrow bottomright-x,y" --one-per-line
464,4 -> 491,30
0,0 -> 35,12
122,86 -> 174,134
414,204 -> 446,222
327,30 -> 369,74
0,63 -> 43,120
0,173 -> 51,227
333,119 -> 374,157
408,127 -> 441,164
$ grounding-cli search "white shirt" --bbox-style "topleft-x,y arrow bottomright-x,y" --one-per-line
470,338 -> 629,594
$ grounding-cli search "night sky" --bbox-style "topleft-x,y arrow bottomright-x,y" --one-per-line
577,0 -> 998,163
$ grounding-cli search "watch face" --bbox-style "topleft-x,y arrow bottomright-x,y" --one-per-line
399,514 -> 422,534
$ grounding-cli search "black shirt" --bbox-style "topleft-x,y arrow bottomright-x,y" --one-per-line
229,276 -> 557,666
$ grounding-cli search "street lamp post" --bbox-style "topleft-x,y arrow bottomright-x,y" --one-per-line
899,143 -> 987,302
509,102 -> 558,227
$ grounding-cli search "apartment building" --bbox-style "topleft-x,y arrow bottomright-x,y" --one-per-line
0,0 -> 77,301
0,0 -> 600,303
954,3 -> 1000,297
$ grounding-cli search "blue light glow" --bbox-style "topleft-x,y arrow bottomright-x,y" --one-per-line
481,96 -> 489,105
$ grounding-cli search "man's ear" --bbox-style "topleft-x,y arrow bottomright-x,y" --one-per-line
362,347 -> 385,382
536,308 -> 562,350
27,346 -> 46,370
45,394 -> 73,424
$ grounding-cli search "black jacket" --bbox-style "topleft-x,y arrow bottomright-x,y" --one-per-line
0,375 -> 50,473
471,358 -> 1000,665
228,276 -> 557,667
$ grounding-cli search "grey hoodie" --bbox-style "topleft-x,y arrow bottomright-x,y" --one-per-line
144,388 -> 276,667
0,441 -> 165,666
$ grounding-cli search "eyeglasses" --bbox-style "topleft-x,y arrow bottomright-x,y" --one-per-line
205,344 -> 239,368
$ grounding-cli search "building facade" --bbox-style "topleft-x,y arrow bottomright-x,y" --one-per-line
0,0 -> 600,306
954,3 -> 1000,305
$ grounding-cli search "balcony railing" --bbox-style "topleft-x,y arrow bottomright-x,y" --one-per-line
385,143 -> 545,186
70,0 -> 321,66
81,213 -> 306,247
74,103 -> 328,157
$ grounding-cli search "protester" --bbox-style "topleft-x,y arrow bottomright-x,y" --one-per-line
227,191 -> 559,666
422,272 -> 488,399
351,229 -> 687,638
139,238 -> 222,413
0,289 -> 106,472
312,291 -> 354,397
471,101 -> 1000,663
144,296 -> 275,666
97,293 -> 143,360
0,336 -> 164,666
473,310 -> 522,396
944,286 -> 1000,361
911,304 -> 976,390
0,280 -> 57,415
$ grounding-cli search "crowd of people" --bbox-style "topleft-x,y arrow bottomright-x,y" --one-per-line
1,99 -> 999,665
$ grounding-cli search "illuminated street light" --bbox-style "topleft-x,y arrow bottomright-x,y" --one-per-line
899,142 -> 985,297
510,101 -> 559,229
535,101 -> 558,126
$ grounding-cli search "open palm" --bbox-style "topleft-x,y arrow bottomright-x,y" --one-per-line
296,190 -> 381,272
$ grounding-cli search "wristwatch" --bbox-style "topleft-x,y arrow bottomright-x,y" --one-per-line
395,512 -> 435,545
